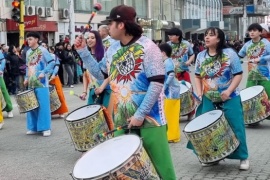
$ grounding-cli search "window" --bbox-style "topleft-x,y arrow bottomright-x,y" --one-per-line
28,0 -> 52,7
125,0 -> 147,17
96,0 -> 122,14
59,0 -> 69,9
74,0 -> 93,12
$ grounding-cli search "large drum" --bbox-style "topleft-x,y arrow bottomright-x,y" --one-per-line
72,135 -> 160,180
65,104 -> 111,152
49,86 -> 61,113
240,85 -> 270,125
183,110 -> 239,164
179,81 -> 196,116
15,89 -> 39,113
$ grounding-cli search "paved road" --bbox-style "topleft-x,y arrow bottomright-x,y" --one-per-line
1,62 -> 270,180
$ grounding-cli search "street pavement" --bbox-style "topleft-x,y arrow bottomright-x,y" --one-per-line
1,62 -> 270,180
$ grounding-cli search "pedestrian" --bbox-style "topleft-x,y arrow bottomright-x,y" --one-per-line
24,32 -> 55,137
187,27 -> 249,170
75,5 -> 176,179
48,46 -> 68,118
63,44 -> 75,88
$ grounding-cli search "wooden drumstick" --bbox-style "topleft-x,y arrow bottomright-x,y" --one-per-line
181,80 -> 201,102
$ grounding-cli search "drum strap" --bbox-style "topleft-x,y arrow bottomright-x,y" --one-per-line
213,102 -> 224,110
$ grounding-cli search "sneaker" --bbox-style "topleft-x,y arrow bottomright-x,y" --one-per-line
201,161 -> 219,167
0,122 -> 4,129
59,114 -> 65,118
43,130 -> 51,137
26,130 -> 37,135
239,160 -> 249,170
69,85 -> 74,88
7,111 -> 14,118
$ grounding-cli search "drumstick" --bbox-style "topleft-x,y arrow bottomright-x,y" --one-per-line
181,80 -> 201,102
82,3 -> 102,34
69,90 -> 81,98
93,125 -> 128,141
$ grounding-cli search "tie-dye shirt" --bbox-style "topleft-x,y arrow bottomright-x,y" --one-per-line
195,48 -> 242,102
25,46 -> 55,88
78,36 -> 166,127
167,40 -> 194,72
238,38 -> 270,80
102,35 -> 116,52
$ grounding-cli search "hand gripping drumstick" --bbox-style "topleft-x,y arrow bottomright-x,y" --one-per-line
82,3 -> 102,34
181,80 -> 201,102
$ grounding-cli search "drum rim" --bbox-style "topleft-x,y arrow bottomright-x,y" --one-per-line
16,89 -> 35,95
183,109 -> 223,133
72,134 -> 142,179
240,85 -> 264,102
65,104 -> 102,122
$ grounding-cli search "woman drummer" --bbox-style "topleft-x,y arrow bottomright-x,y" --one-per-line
187,27 -> 249,170
79,30 -> 111,109
48,46 -> 69,118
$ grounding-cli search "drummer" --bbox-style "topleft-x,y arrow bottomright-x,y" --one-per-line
75,5 -> 176,179
187,27 -> 249,170
0,90 -> 4,129
48,46 -> 69,118
24,32 -> 55,137
238,23 -> 270,117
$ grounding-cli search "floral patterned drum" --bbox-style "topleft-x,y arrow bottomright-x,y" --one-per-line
183,110 -> 239,164
179,82 -> 196,116
240,85 -> 270,125
65,104 -> 111,152
49,86 -> 61,112
72,135 -> 160,180
15,89 -> 39,113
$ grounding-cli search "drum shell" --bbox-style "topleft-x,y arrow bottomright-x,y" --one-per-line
65,105 -> 110,152
15,89 -> 39,113
183,111 -> 239,163
240,86 -> 270,124
49,86 -> 61,113
72,135 -> 160,180
0,89 -> 6,110
179,85 -> 196,115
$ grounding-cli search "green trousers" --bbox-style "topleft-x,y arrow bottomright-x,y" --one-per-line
0,77 -> 13,112
115,125 -> 176,180
187,95 -> 249,160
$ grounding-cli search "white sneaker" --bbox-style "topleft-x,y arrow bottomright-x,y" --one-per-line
0,122 -> 4,129
7,111 -> 14,118
43,130 -> 51,137
26,130 -> 37,135
69,85 -> 74,88
59,114 -> 65,118
239,160 -> 249,170
201,161 -> 219,167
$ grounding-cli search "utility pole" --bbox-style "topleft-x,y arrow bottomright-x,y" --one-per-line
68,0 -> 75,44
19,0 -> 24,47
243,0 -> 247,40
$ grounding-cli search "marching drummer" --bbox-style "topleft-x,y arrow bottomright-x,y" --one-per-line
75,5 -> 176,179
167,27 -> 195,120
238,23 -> 270,122
187,27 -> 249,170
24,32 -> 55,137
48,46 -> 69,118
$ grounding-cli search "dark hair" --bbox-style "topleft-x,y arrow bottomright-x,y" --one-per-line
248,23 -> 263,32
159,43 -> 172,57
115,20 -> 142,37
49,46 -> 55,52
26,32 -> 40,40
204,27 -> 228,60
87,30 -> 104,62
8,45 -> 15,54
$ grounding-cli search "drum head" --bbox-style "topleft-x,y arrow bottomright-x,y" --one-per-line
65,104 -> 101,121
240,85 -> 264,102
73,135 -> 141,179
179,84 -> 189,94
184,110 -> 223,132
